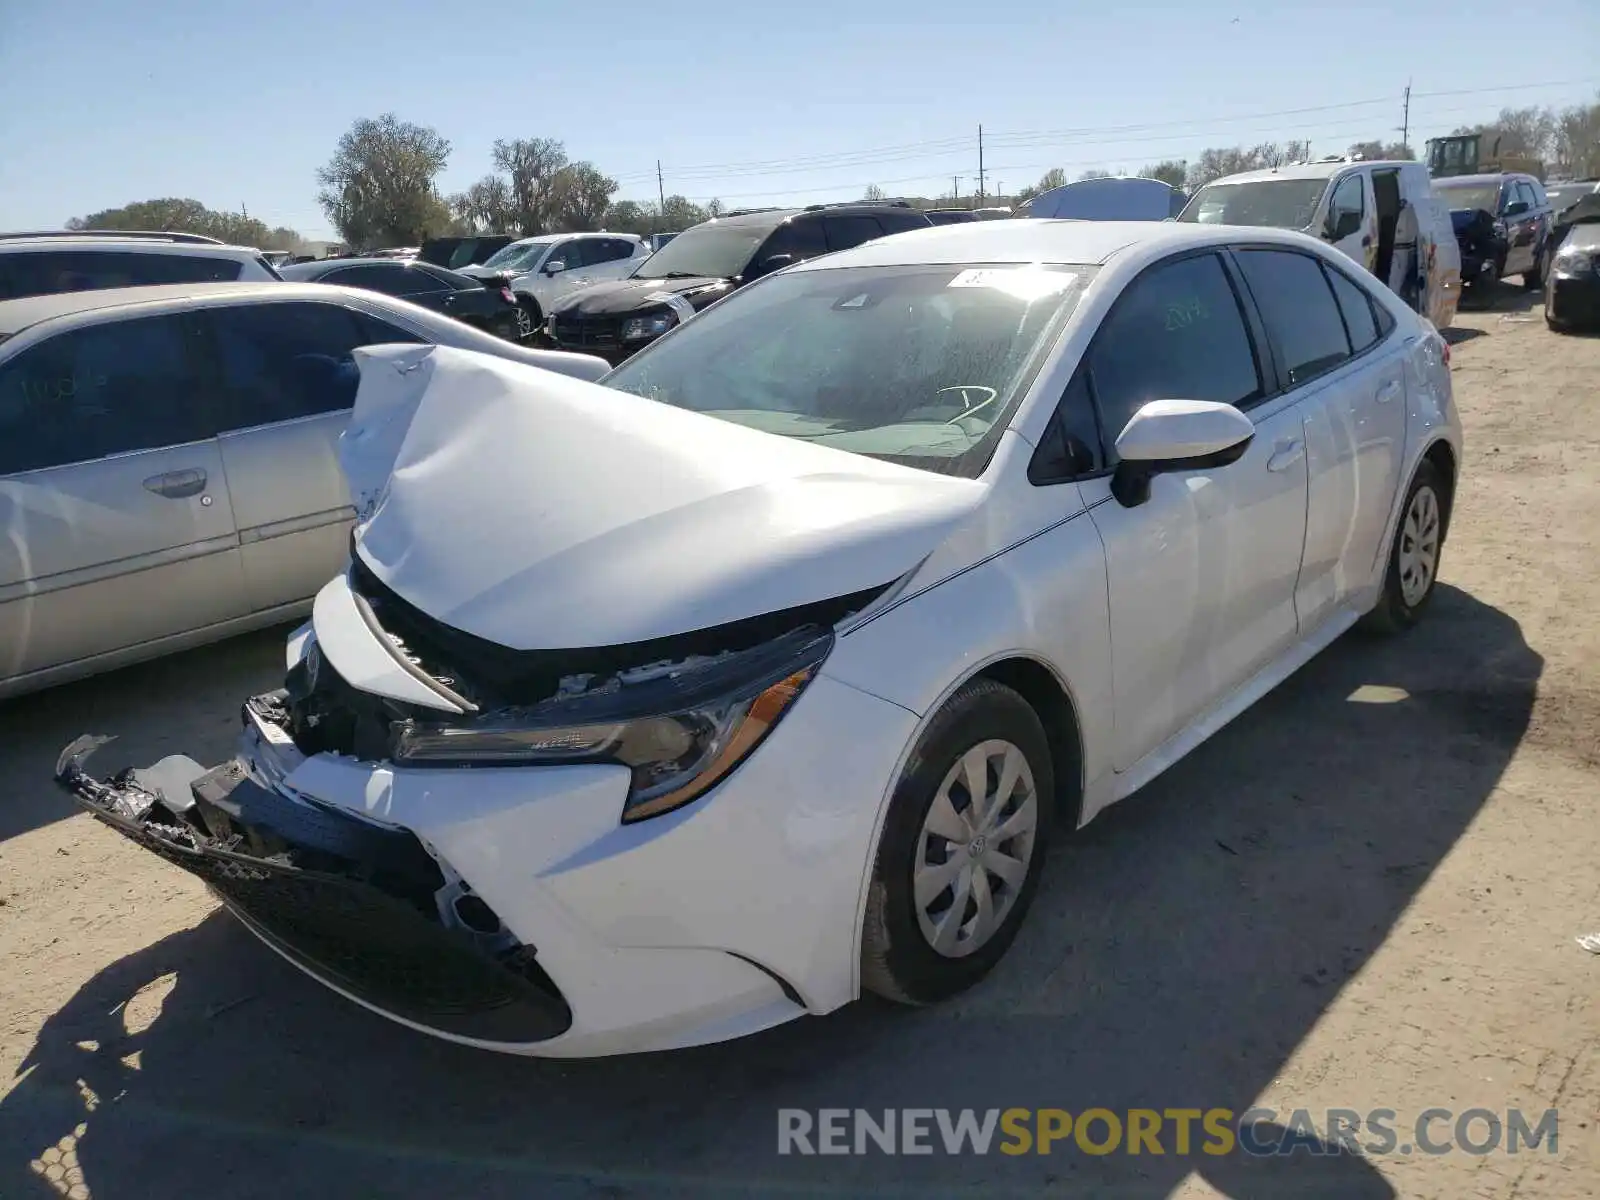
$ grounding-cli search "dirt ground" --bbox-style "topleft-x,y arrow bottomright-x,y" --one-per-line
1,285 -> 1597,1200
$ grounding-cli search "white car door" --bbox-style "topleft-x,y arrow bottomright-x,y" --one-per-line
0,310 -> 247,684
1326,171 -> 1374,270
1230,249 -> 1408,630
1076,250 -> 1310,772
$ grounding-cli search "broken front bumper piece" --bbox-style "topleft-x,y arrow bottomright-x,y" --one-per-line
53,716 -> 573,1046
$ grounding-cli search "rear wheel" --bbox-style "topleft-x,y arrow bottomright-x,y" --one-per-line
1363,459 -> 1448,634
861,680 -> 1052,1006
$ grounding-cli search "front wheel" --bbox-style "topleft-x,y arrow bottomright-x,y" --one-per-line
861,679 -> 1053,1006
1523,246 -> 1546,290
514,298 -> 541,342
1363,459 -> 1449,634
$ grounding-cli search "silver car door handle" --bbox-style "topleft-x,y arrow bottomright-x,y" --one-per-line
143,468 -> 207,499
1266,440 -> 1304,473
1376,379 -> 1403,405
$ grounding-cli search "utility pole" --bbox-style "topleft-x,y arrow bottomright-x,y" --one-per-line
1399,82 -> 1412,152
977,125 -> 986,206
656,160 -> 667,227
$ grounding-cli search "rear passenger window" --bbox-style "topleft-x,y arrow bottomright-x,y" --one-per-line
208,301 -> 375,428
1324,266 -> 1380,353
1235,249 -> 1352,386
0,313 -> 211,474
1088,252 -> 1262,454
0,250 -> 242,300
822,215 -> 885,252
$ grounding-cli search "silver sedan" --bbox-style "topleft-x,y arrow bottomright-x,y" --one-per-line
0,281 -> 608,698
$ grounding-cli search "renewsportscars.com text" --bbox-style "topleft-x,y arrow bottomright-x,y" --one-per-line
776,1107 -> 1560,1157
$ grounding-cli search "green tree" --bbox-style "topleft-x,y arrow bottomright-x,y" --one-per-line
316,113 -> 453,250
656,194 -> 707,231
1014,167 -> 1067,204
67,198 -> 305,251
450,175 -> 514,233
601,199 -> 654,236
1346,141 -> 1413,161
546,163 -> 618,231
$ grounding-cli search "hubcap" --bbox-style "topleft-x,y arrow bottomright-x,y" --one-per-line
1398,485 -> 1441,607
516,307 -> 534,339
913,739 -> 1039,959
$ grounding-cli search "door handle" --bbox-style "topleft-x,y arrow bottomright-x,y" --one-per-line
143,468 -> 207,499
1266,440 -> 1304,473
1361,235 -> 1372,247
1376,379 -> 1403,405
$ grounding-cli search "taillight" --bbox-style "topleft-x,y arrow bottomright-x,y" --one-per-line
501,286 -> 516,305
1441,337 -> 1451,367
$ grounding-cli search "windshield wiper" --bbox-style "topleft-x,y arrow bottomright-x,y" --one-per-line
650,271 -> 704,279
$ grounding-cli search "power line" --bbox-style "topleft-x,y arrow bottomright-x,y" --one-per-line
613,76 -> 1595,185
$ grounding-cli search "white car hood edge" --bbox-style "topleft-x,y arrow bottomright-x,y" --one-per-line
339,344 -> 986,651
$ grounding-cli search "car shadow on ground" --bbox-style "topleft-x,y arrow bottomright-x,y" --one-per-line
0,584 -> 1541,1199
0,628 -> 293,842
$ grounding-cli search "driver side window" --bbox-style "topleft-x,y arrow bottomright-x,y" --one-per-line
1329,174 -> 1365,225
1087,252 -> 1262,463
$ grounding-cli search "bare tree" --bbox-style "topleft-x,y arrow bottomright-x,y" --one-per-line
862,184 -> 885,201
316,114 -> 453,249
1139,161 -> 1188,189
1347,141 -> 1414,161
1553,95 -> 1600,177
1077,169 -> 1113,181
450,175 -> 514,233
1014,167 -> 1067,204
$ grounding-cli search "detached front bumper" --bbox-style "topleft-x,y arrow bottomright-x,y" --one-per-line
1548,272 -> 1600,326
55,714 -> 573,1046
56,659 -> 918,1056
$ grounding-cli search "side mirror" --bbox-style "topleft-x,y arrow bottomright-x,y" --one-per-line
1327,210 -> 1363,241
543,259 -> 567,275
1110,399 -> 1256,508
1503,199 -> 1530,217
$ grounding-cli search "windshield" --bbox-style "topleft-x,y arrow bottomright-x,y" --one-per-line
1546,185 -> 1590,216
1433,182 -> 1501,213
603,263 -> 1091,477
1178,178 -> 1329,228
480,240 -> 548,270
631,223 -> 772,280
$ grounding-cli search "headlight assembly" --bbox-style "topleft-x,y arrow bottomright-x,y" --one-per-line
621,311 -> 676,341
1553,246 -> 1592,273
389,627 -> 833,822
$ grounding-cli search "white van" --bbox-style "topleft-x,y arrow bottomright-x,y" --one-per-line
1178,159 -> 1461,329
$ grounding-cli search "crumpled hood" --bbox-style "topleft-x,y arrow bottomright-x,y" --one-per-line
553,276 -> 735,316
338,344 -> 985,651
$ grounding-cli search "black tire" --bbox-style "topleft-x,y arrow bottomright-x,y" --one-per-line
1363,459 -> 1449,634
1522,245 -> 1545,290
515,297 -> 541,342
861,679 -> 1053,1006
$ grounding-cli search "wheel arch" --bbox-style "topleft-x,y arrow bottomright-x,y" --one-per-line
1421,437 -> 1457,541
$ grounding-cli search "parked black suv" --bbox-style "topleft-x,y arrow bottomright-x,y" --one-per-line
1432,172 -> 1554,291
544,203 -> 932,363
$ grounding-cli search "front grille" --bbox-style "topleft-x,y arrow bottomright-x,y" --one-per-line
551,312 -> 622,347
74,760 -> 573,1044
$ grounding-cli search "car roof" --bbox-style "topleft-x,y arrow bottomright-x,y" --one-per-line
1203,160 -> 1416,186
790,218 -> 1320,271
0,281 -> 323,337
1432,172 -> 1528,186
279,257 -> 439,277
0,237 -> 263,256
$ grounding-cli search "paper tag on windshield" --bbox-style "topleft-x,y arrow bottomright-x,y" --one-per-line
947,268 -> 1080,299
645,292 -> 698,323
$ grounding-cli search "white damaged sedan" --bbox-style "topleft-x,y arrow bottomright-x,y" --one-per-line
58,220 -> 1461,1057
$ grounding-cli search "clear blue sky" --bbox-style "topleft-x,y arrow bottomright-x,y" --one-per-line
1,0 -> 1595,239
